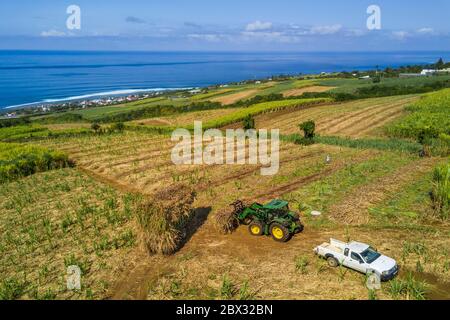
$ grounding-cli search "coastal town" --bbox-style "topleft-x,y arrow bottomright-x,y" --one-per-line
2,62 -> 449,120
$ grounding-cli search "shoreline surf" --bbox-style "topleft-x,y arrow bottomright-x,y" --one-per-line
3,87 -> 193,110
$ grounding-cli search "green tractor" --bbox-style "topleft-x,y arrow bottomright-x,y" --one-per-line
231,199 -> 304,242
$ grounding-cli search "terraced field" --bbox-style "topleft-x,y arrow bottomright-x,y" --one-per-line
282,85 -> 334,97
38,132 -> 366,201
211,89 -> 261,105
256,95 -> 419,137
130,108 -> 239,127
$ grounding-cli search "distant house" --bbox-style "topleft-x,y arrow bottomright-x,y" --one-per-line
420,69 -> 437,76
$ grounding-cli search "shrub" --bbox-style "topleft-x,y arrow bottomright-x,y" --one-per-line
388,273 -> 427,300
430,162 -> 449,219
0,277 -> 28,300
294,255 -> 309,274
387,89 -> 450,151
32,113 -> 86,125
0,143 -> 72,183
110,122 -> 125,132
220,274 -> 236,299
91,122 -> 101,133
0,125 -> 48,142
0,117 -> 31,128
243,114 -> 255,130
0,125 -> 92,142
299,120 -> 316,139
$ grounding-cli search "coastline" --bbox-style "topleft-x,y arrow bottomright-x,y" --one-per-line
3,87 -> 193,111
2,50 -> 450,111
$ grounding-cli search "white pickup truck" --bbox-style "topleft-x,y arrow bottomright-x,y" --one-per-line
314,239 -> 399,281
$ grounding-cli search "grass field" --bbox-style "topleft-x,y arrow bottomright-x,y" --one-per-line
71,97 -> 167,120
320,74 -> 450,94
1,76 -> 449,300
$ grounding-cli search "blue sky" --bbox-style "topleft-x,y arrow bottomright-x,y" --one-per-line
1,0 -> 449,51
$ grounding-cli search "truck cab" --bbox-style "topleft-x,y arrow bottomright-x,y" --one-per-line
314,239 -> 399,281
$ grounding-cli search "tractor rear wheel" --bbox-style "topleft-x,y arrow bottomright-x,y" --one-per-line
248,221 -> 264,236
270,223 -> 290,242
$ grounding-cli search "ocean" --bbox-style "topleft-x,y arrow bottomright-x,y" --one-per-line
1,50 -> 449,110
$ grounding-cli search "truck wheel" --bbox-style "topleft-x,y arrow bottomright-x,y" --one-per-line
327,256 -> 339,268
248,222 -> 264,236
270,223 -> 290,242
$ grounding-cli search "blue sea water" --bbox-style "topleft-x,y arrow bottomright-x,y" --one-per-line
1,50 -> 449,110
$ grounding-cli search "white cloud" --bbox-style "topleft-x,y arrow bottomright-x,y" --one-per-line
344,29 -> 366,37
241,31 -> 300,43
392,31 -> 409,40
188,34 -> 225,42
245,21 -> 273,32
40,30 -> 68,37
417,27 -> 434,34
309,24 -> 342,35
126,16 -> 146,24
242,31 -> 281,38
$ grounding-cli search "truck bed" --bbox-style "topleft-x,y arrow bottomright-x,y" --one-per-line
319,242 -> 344,254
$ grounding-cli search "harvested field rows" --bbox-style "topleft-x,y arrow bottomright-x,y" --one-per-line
130,108 -> 238,127
256,95 -> 419,137
282,85 -> 334,97
211,89 -> 259,105
35,133 -> 377,210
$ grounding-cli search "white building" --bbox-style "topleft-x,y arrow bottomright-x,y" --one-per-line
421,69 -> 437,76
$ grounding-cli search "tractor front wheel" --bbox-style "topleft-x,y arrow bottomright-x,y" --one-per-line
295,222 -> 304,233
270,223 -> 290,242
248,221 -> 264,236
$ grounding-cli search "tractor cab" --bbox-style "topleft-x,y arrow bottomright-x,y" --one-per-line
263,199 -> 293,218
263,199 -> 290,212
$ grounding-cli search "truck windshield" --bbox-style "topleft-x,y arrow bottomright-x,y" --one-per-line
360,248 -> 381,263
